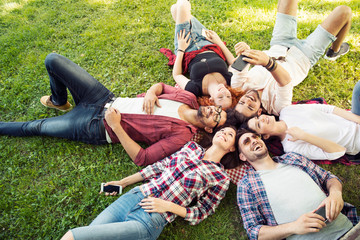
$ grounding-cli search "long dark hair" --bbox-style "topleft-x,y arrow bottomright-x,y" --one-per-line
198,124 -> 241,169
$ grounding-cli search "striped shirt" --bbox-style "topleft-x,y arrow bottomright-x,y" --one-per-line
140,141 -> 230,225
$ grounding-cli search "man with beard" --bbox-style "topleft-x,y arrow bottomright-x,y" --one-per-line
232,0 -> 352,118
0,53 -> 228,166
235,129 -> 358,240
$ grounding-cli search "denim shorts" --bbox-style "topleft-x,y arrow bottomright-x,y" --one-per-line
270,13 -> 336,67
174,16 -> 213,54
71,187 -> 167,240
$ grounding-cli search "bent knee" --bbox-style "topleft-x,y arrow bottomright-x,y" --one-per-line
335,5 -> 352,21
45,52 -> 62,68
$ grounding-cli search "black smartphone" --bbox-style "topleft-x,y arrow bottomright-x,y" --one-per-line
101,183 -> 122,194
314,206 -> 328,223
231,55 -> 249,71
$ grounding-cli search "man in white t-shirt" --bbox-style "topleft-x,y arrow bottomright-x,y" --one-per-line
231,0 -> 352,117
236,129 -> 358,240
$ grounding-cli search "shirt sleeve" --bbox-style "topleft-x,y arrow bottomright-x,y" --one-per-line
282,137 -> 346,160
134,126 -> 194,166
237,179 -> 264,240
273,82 -> 293,115
139,154 -> 172,180
184,178 -> 230,225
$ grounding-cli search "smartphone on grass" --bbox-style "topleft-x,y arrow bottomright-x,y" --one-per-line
231,55 -> 250,72
101,183 -> 122,194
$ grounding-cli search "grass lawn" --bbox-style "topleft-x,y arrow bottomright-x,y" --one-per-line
1,0 -> 359,239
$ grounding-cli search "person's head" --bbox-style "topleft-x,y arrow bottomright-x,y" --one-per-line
212,125 -> 240,169
197,105 -> 227,133
236,128 -> 269,164
235,90 -> 262,118
244,114 -> 278,140
198,86 -> 245,110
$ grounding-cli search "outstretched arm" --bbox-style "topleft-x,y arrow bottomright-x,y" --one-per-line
333,106 -> 360,124
286,127 -> 346,154
172,29 -> 191,89
242,49 -> 291,87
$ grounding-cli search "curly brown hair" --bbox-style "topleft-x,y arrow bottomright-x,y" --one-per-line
197,86 -> 245,109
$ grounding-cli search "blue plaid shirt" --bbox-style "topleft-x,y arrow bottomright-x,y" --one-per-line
237,152 -> 359,240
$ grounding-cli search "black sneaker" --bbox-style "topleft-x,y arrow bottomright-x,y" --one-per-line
324,42 -> 350,61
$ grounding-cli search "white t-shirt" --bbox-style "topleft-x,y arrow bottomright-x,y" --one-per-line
280,104 -> 360,160
258,163 -> 352,240
230,45 -> 311,116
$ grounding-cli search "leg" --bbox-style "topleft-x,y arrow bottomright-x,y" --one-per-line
172,1 -> 212,54
171,0 -> 191,24
45,53 -> 113,106
277,0 -> 298,17
320,5 -> 352,52
270,0 -> 299,48
67,187 -> 167,240
351,81 -> 360,116
0,104 -> 107,144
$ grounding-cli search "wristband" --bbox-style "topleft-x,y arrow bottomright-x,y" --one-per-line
268,61 -> 278,72
177,49 -> 185,53
265,57 -> 273,68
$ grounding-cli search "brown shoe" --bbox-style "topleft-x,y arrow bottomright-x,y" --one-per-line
40,96 -> 72,112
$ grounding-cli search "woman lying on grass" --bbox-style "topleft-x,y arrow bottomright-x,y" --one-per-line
243,80 -> 360,161
170,0 -> 244,110
60,125 -> 239,240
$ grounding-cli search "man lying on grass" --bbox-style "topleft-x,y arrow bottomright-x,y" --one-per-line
0,53 -> 233,166
231,0 -> 352,118
236,129 -> 359,240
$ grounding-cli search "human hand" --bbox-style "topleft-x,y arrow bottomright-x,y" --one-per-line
241,49 -> 270,66
204,30 -> 222,45
234,42 -> 250,56
318,192 -> 344,222
99,181 -> 124,196
104,107 -> 121,129
291,212 -> 326,235
142,91 -> 161,115
139,197 -> 171,213
177,29 -> 191,53
286,127 -> 307,142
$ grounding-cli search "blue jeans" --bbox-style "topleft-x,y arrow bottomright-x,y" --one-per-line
352,80 -> 360,115
0,53 -> 113,144
71,187 -> 167,240
270,13 -> 336,67
174,17 -> 213,54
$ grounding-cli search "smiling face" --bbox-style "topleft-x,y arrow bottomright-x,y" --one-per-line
212,127 -> 236,152
238,132 -> 268,162
197,106 -> 227,132
211,84 -> 232,110
247,114 -> 276,135
235,90 -> 262,117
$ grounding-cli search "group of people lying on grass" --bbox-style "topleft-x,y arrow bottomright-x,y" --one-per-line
1,0 -> 359,239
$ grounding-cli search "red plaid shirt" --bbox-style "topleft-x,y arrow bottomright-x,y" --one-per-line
140,141 -> 230,225
160,44 -> 227,74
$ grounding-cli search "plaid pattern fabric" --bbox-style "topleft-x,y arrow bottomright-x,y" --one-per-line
237,152 -> 359,240
160,44 -> 227,74
225,164 -> 249,185
140,141 -> 230,225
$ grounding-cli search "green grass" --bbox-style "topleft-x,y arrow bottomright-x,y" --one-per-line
0,0 -> 359,239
